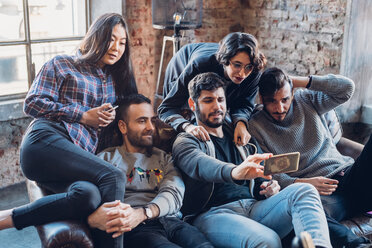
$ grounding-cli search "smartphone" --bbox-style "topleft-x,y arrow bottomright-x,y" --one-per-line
264,152 -> 300,176
108,105 -> 118,112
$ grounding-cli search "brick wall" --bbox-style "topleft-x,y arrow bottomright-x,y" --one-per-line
0,118 -> 31,188
243,0 -> 347,75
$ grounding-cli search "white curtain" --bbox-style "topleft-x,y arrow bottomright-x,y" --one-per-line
338,0 -> 372,125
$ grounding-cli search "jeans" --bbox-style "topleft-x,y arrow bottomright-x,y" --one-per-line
124,216 -> 214,248
13,119 -> 126,248
193,183 -> 331,248
320,134 -> 372,248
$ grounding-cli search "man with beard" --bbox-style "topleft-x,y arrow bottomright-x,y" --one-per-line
172,72 -> 332,248
88,94 -> 213,248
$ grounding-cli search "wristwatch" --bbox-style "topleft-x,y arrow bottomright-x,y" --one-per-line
143,206 -> 153,219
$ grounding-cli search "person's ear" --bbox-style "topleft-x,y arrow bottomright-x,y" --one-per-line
188,97 -> 196,111
118,120 -> 127,135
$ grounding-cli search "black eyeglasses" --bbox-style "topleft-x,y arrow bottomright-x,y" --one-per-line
230,61 -> 254,73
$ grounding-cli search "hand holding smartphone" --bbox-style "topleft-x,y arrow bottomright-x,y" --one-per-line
264,152 -> 300,176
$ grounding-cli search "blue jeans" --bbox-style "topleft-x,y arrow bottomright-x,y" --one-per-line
124,216 -> 213,248
319,134 -> 372,248
193,183 -> 331,248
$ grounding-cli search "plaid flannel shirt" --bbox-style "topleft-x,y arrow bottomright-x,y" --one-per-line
24,54 -> 116,153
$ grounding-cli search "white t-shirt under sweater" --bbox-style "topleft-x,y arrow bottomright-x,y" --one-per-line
248,74 -> 355,188
98,146 -> 185,217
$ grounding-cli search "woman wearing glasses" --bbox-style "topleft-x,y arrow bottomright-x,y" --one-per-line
158,32 -> 266,146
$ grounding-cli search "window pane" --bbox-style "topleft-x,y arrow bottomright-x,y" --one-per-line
0,0 -> 25,41
0,45 -> 27,96
32,40 -> 81,74
29,0 -> 86,39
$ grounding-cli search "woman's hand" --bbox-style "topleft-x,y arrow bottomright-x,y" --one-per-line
234,121 -> 251,146
80,103 -> 116,129
184,124 -> 210,141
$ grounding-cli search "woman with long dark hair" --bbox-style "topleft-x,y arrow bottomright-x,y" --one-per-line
0,13 -> 136,248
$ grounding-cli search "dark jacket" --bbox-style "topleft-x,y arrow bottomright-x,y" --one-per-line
158,43 -> 261,131
172,124 -> 266,217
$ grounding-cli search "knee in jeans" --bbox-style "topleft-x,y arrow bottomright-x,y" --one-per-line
67,181 -> 101,213
248,231 -> 281,248
111,166 -> 126,188
289,183 -> 318,196
288,183 -> 322,204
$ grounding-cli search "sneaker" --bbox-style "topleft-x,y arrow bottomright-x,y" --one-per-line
292,231 -> 315,248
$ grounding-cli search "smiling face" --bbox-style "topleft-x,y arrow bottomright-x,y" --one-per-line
118,103 -> 156,153
224,51 -> 253,84
192,87 -> 226,128
261,82 -> 294,122
98,23 -> 127,68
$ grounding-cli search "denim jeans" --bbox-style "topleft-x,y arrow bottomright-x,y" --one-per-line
319,134 -> 372,248
193,183 -> 331,248
14,119 -> 126,248
124,216 -> 214,248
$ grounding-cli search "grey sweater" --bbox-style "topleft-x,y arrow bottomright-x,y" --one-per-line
98,146 -> 185,217
248,74 -> 355,188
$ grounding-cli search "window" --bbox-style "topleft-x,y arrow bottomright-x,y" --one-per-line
0,0 -> 89,98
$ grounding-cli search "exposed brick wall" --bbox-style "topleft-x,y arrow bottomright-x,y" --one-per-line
0,118 -> 31,188
243,0 -> 347,75
126,0 -> 160,101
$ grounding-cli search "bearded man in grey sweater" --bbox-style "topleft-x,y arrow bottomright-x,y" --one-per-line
87,94 -> 213,248
248,67 -> 372,248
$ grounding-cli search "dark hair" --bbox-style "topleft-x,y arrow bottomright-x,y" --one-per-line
259,67 -> 293,97
96,94 -> 151,152
188,72 -> 226,102
117,94 -> 151,122
78,13 -> 137,100
215,32 -> 266,72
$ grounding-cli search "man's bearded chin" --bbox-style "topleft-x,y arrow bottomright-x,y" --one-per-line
196,107 -> 224,128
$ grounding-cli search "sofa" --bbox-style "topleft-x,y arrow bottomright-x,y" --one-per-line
26,114 -> 372,247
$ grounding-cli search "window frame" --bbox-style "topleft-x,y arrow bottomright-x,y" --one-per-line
0,0 -> 90,101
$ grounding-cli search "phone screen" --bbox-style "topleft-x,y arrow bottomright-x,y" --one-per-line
264,152 -> 300,175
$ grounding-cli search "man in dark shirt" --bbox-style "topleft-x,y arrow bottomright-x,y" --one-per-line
172,72 -> 332,248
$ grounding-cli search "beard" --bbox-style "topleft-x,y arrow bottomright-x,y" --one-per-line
126,128 -> 153,149
195,105 -> 224,128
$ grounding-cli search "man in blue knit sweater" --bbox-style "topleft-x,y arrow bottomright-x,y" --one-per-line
248,67 -> 372,248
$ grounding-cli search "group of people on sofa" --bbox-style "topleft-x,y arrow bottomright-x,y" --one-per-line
0,13 -> 371,248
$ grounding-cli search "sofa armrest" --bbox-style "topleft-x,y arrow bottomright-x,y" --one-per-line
336,137 -> 364,160
36,220 -> 94,248
26,180 -> 94,248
